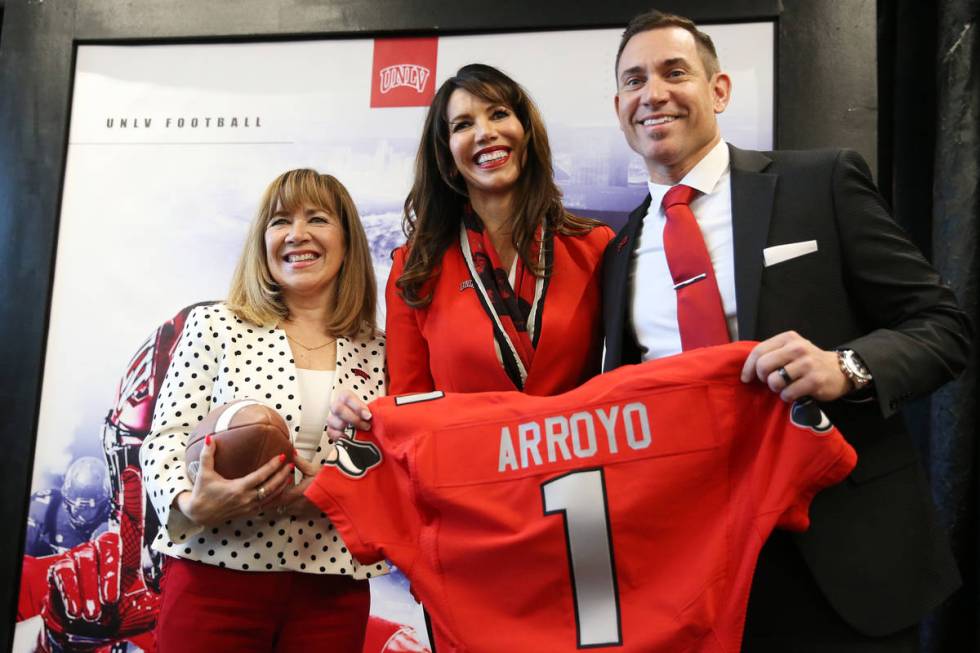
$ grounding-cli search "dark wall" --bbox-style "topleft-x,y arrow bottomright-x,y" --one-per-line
0,1 -> 875,648
779,0 -> 877,165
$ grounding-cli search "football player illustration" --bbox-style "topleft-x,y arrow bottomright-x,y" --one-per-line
17,304 -> 201,653
24,457 -> 112,557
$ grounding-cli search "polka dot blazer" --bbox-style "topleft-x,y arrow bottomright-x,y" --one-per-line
140,303 -> 388,578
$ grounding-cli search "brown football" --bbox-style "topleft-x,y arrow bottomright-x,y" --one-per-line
185,400 -> 293,481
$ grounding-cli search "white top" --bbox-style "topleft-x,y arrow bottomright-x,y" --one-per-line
295,368 -> 335,461
630,139 -> 739,360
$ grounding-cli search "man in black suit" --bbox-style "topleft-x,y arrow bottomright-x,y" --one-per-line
603,10 -> 971,652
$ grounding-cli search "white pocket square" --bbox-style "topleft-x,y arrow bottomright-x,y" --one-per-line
763,240 -> 818,267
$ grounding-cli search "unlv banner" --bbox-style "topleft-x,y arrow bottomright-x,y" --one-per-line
371,37 -> 438,107
14,24 -> 773,652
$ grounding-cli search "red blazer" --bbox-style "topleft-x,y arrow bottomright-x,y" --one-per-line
386,225 -> 613,396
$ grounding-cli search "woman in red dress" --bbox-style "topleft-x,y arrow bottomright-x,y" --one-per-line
330,64 -> 612,434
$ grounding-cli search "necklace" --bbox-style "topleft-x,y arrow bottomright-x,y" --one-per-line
285,333 -> 337,351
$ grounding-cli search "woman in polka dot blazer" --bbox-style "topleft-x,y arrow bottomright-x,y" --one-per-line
140,169 -> 388,653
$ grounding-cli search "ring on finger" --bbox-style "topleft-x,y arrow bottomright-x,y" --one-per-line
256,485 -> 267,501
777,366 -> 793,385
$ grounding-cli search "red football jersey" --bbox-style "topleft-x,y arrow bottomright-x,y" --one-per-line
307,343 -> 857,652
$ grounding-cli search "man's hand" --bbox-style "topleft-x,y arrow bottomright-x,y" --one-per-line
38,468 -> 160,652
740,331 -> 852,402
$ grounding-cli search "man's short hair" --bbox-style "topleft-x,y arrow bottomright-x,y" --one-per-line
615,9 -> 721,80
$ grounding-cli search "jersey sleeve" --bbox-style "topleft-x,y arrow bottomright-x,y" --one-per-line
305,410 -> 422,572
385,247 -> 436,395
748,390 -> 858,532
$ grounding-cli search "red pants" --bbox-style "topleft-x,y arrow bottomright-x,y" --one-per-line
156,557 -> 370,653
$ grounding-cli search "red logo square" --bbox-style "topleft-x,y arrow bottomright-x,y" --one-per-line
370,37 -> 438,108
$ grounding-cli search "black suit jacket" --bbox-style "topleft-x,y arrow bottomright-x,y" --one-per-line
602,145 -> 971,636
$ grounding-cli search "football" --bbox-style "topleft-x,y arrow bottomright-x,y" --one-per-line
185,400 -> 293,481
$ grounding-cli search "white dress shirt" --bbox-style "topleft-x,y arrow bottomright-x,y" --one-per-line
630,139 -> 739,360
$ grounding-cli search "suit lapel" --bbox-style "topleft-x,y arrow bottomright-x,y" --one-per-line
609,196 -> 650,288
729,144 -> 776,341
603,196 -> 650,370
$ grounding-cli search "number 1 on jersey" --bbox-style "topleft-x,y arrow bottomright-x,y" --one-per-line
542,468 -> 623,648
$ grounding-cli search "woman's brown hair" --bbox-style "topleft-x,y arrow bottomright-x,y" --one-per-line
397,63 -> 600,307
227,168 -> 377,337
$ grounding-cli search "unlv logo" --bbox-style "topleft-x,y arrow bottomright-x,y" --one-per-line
371,37 -> 438,108
379,64 -> 431,94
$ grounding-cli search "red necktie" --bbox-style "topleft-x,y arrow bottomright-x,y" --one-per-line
661,185 -> 729,350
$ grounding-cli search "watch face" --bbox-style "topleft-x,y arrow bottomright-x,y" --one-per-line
843,350 -> 871,382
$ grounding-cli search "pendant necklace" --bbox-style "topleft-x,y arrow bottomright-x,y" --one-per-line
286,333 -> 336,351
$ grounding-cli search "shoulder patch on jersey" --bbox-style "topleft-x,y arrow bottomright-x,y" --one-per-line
326,437 -> 383,478
790,399 -> 833,434
394,390 -> 445,406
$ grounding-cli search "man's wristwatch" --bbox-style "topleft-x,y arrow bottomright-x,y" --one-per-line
837,349 -> 873,391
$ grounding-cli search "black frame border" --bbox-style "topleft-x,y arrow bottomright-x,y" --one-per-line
0,0 -> 875,647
